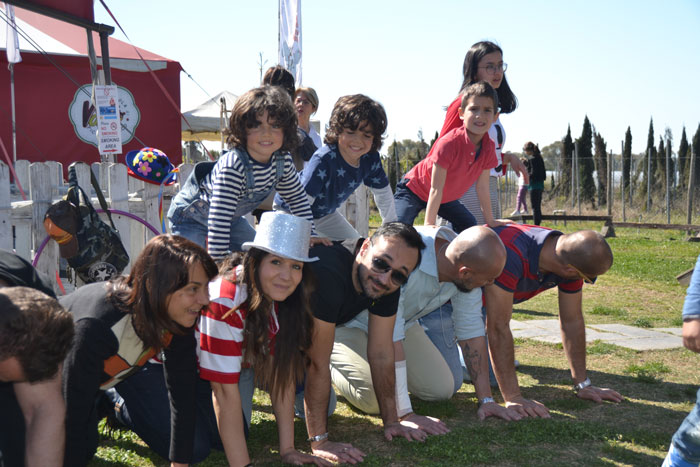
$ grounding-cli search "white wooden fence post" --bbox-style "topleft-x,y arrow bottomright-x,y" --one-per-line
108,163 -> 132,273
0,163 -> 11,251
30,162 -> 59,286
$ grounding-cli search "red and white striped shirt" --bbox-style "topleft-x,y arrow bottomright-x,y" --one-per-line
197,270 -> 279,384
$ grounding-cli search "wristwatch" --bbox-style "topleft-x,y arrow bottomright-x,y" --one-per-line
478,397 -> 495,406
573,377 -> 592,393
307,432 -> 329,443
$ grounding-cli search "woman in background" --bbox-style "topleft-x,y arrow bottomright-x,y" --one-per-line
524,141 -> 546,225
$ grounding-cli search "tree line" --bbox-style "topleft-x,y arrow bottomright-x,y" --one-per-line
381,119 -> 700,213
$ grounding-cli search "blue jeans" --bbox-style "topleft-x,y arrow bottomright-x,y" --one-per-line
665,387 -> 700,466
394,178 -> 476,232
106,363 -> 222,463
417,303 -> 463,396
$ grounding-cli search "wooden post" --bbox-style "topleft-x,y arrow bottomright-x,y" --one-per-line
576,143 -> 581,215
621,141 -> 626,222
687,143 -> 696,227
666,143 -> 671,224
30,162 -> 59,284
647,148 -> 652,211
571,141 -> 577,209
607,150 -> 612,216
0,163 -> 11,251
108,163 -> 132,273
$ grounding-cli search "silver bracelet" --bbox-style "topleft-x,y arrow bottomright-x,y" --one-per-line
307,432 -> 328,443
478,397 -> 495,407
573,377 -> 592,393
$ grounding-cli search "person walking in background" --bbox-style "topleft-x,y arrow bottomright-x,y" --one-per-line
524,142 -> 546,225
663,254 -> 700,467
511,158 -> 529,216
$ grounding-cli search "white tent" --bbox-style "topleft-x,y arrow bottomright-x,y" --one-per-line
181,90 -> 238,142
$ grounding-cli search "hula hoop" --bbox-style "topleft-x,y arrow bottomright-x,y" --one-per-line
32,208 -> 161,267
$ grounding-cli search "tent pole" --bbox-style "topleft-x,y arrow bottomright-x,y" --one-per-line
9,63 -> 17,163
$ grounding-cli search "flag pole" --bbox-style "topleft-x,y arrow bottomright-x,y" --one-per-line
9,62 -> 16,163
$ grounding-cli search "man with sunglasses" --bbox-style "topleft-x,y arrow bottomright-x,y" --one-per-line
334,225 -> 522,422
304,222 -> 439,465
485,224 -> 623,420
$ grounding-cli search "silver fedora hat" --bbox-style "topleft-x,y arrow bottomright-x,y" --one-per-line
242,212 -> 319,262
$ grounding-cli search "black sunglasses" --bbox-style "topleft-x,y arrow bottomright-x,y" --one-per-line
370,257 -> 409,286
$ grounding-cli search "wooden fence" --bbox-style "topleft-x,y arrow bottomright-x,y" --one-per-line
2,160 -> 369,295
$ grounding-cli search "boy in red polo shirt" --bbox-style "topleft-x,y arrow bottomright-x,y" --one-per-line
394,81 -> 503,232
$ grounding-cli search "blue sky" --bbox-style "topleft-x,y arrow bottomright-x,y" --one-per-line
94,0 -> 700,156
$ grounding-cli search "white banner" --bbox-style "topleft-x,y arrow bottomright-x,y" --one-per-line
5,4 -> 21,64
278,0 -> 302,85
94,85 -> 123,155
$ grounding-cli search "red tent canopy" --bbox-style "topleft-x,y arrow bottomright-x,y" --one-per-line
0,5 -> 183,170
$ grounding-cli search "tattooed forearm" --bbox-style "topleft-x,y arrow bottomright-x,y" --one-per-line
463,343 -> 482,383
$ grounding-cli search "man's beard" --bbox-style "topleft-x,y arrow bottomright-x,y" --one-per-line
453,279 -> 473,294
356,263 -> 389,299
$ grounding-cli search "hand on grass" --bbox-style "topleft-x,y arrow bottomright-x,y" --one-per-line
399,412 -> 450,435
281,448 -> 333,466
505,396 -> 551,418
576,385 -> 623,403
310,236 -> 332,247
477,401 -> 523,421
384,420 -> 428,442
311,440 -> 365,465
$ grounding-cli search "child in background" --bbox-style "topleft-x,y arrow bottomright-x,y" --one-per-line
168,86 -> 318,259
394,81 -> 502,232
512,157 -> 529,216
275,94 -> 397,240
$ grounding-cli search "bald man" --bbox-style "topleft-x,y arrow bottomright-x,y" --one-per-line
334,225 -> 520,422
485,224 -> 623,420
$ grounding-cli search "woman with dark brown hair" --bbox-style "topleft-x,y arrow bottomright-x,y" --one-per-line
199,212 -> 330,466
60,234 -> 218,467
523,141 -> 546,225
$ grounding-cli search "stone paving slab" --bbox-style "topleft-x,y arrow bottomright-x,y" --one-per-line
657,328 -> 683,336
510,320 -> 683,350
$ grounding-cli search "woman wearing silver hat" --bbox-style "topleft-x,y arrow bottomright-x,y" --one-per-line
198,212 -> 331,466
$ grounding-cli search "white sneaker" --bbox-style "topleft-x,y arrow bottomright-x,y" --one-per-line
510,210 -> 520,216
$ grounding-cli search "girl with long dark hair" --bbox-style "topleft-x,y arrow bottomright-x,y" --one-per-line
198,212 -> 330,466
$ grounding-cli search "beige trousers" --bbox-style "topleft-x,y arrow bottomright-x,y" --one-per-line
330,323 -> 457,415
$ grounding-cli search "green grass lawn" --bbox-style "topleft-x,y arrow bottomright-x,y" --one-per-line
90,221 -> 700,466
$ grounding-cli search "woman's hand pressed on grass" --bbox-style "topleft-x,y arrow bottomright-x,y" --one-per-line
505,396 -> 551,418
399,412 -> 450,435
477,401 -> 523,421
280,447 -> 333,466
311,439 -> 365,465
576,385 -> 624,403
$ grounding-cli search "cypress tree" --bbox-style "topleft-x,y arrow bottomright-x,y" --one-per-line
557,125 -> 574,198
678,127 -> 689,188
623,126 -> 632,199
657,136 -> 667,194
693,124 -> 700,189
576,116 -> 596,206
594,132 -> 607,206
640,118 -> 656,203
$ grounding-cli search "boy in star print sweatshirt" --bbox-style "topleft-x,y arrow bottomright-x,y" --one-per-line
274,94 -> 397,240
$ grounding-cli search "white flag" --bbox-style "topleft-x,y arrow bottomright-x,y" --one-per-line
5,4 -> 21,64
278,0 -> 301,85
